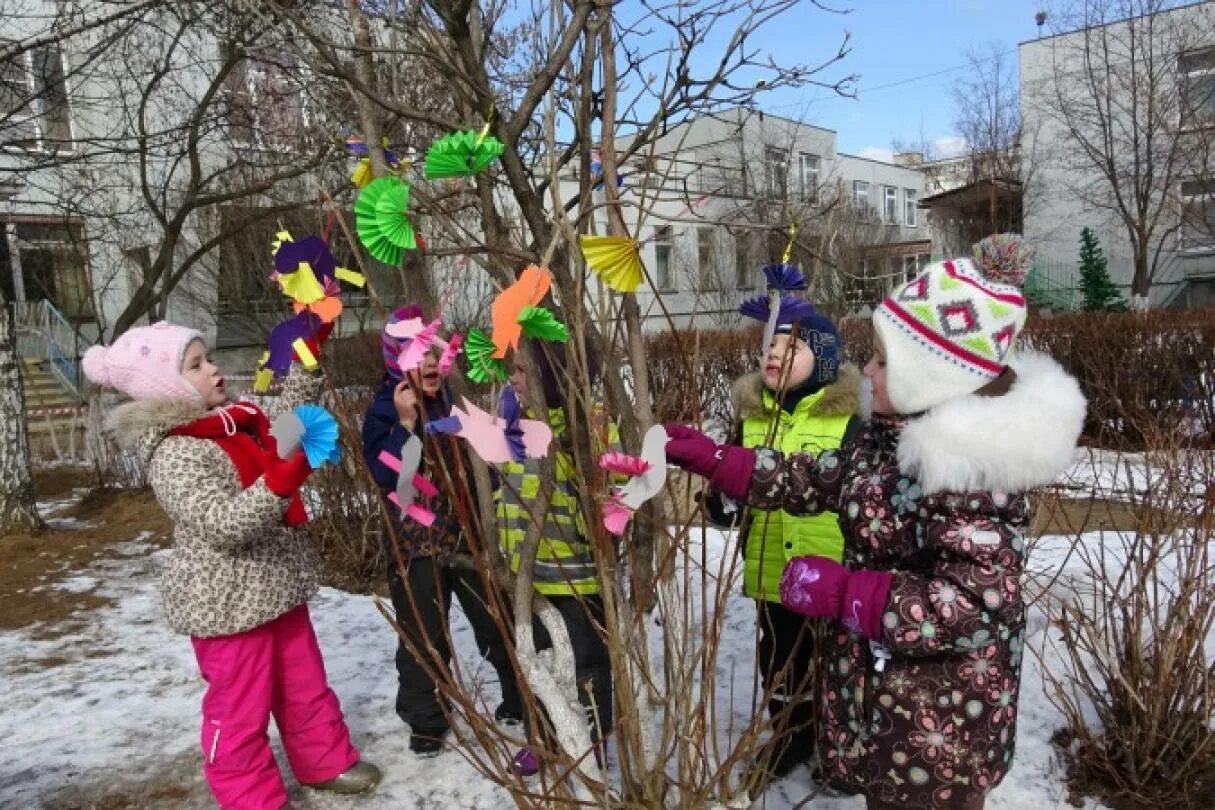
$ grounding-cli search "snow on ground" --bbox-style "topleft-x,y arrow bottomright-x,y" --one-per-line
0,519 -> 1108,810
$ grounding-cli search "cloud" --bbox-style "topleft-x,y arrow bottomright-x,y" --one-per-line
933,135 -> 968,158
859,146 -> 894,163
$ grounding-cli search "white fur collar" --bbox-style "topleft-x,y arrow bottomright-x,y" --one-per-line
896,350 -> 1086,495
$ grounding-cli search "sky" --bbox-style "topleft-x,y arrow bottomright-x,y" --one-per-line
643,0 -> 1055,161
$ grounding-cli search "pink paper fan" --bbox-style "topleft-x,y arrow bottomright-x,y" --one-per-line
397,320 -> 440,372
603,497 -> 634,537
599,451 -> 651,477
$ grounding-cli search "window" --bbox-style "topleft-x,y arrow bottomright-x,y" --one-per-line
224,53 -> 306,149
764,146 -> 789,200
653,225 -> 674,290
0,220 -> 94,320
853,181 -> 870,215
1180,178 -> 1215,252
0,43 -> 72,150
904,188 -> 919,227
697,227 -> 718,289
883,186 -> 898,224
799,153 -> 820,201
1180,48 -> 1215,127
902,253 -> 930,281
734,232 -> 752,288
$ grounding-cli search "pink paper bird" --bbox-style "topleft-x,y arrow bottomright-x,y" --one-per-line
602,496 -> 634,537
449,397 -> 552,465
599,451 -> 651,477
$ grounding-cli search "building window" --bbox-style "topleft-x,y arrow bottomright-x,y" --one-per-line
0,43 -> 73,151
734,232 -> 751,288
0,220 -> 94,321
224,53 -> 306,149
853,181 -> 870,216
883,186 -> 898,224
764,146 -> 789,200
1180,48 -> 1215,128
1180,178 -> 1215,252
653,224 -> 674,290
904,189 -> 918,227
902,253 -> 930,281
697,227 -> 718,289
799,153 -> 820,201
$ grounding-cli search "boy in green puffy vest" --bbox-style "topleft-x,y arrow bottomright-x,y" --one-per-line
707,309 -> 860,784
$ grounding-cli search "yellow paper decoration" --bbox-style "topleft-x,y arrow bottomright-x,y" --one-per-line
292,338 -> 318,370
254,368 -> 274,393
279,263 -> 326,304
271,230 -> 293,256
579,235 -> 644,293
351,159 -> 374,189
334,267 -> 366,287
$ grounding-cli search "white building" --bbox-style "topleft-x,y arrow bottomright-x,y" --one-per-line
1020,1 -> 1215,308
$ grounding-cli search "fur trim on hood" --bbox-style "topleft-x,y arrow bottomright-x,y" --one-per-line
732,364 -> 862,422
105,398 -> 210,463
896,350 -> 1086,495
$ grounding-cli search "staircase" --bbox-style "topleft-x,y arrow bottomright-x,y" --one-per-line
21,357 -> 86,437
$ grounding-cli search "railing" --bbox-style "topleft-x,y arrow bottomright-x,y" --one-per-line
1025,261 -> 1081,311
12,299 -> 84,400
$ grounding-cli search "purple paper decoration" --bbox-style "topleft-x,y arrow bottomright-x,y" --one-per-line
762,263 -> 807,291
739,294 -> 815,326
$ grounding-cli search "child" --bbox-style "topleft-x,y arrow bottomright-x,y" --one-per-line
498,344 -> 613,753
362,305 -> 522,757
707,309 -> 860,785
665,237 -> 1086,810
86,321 -> 380,810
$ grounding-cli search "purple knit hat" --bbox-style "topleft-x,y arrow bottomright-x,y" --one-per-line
382,304 -> 424,379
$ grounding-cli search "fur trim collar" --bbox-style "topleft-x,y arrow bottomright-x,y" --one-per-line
896,350 -> 1086,495
732,365 -> 861,422
105,398 -> 210,462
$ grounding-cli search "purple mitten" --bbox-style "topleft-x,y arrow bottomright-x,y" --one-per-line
707,444 -> 756,501
841,569 -> 894,640
663,424 -> 756,501
779,555 -> 849,619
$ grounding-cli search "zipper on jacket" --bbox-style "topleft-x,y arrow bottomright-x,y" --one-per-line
859,640 -> 892,742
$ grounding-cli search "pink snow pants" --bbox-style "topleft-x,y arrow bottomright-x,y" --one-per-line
190,604 -> 360,810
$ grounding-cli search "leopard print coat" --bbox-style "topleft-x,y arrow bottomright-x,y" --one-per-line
106,370 -> 323,638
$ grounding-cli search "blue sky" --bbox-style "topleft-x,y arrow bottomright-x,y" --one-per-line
646,0 -> 1051,159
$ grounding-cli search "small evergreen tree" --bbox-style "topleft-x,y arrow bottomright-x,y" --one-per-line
1078,228 -> 1127,311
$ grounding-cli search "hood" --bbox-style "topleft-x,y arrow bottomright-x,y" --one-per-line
732,364 -> 862,422
896,350 -> 1086,495
105,398 -> 210,464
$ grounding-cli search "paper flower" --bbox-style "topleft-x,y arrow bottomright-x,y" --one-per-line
602,495 -> 633,537
464,328 -> 506,383
580,235 -> 643,293
450,397 -> 552,465
295,404 -> 341,468
424,129 -> 505,179
517,306 -> 568,343
739,294 -> 815,326
355,176 -> 414,266
491,265 -> 552,358
599,451 -> 651,477
762,263 -> 808,291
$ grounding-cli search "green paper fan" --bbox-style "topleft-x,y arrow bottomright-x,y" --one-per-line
355,177 -> 412,265
517,306 -> 568,343
424,130 -> 506,180
465,328 -> 506,383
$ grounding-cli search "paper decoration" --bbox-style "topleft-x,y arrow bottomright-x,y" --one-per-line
355,176 -> 414,266
295,296 -> 343,324
464,328 -> 506,383
384,317 -> 462,377
580,235 -> 643,293
449,396 -> 552,465
424,129 -> 505,179
270,404 -> 341,468
438,332 -> 463,376
740,293 -> 816,349
346,136 -> 404,189
377,436 -> 438,526
491,265 -> 552,358
762,263 -> 808,291
279,264 -> 326,305
517,306 -> 568,343
601,425 -> 669,536
599,451 -> 651,477
265,312 -> 325,376
425,415 -> 462,435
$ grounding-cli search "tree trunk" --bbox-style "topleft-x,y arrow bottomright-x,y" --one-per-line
1131,240 -> 1151,311
0,291 -> 43,532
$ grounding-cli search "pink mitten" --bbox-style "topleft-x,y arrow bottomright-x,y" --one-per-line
779,555 -> 893,640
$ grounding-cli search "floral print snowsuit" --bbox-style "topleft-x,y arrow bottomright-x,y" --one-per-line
749,416 -> 1028,808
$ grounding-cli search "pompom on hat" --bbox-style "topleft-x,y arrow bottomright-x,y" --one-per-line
872,234 -> 1032,414
81,321 -> 204,403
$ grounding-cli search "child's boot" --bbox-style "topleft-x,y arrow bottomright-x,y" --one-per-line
304,760 -> 382,794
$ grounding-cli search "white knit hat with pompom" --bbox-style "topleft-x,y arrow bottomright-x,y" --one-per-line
872,234 -> 1032,414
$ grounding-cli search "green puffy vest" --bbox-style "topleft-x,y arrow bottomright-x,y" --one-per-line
740,387 -> 850,601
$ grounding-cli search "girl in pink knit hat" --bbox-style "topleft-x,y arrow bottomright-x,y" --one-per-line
84,322 -> 380,810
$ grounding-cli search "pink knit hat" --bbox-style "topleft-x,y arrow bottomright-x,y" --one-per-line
82,322 -> 204,403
